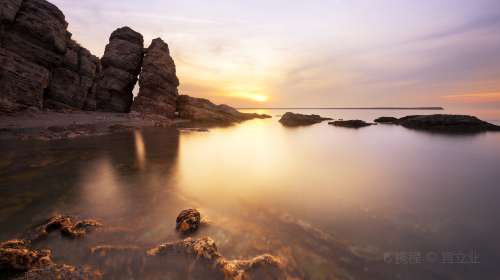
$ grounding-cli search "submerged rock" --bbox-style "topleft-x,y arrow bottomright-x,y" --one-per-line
15,264 -> 102,280
28,215 -> 102,241
176,209 -> 201,234
177,95 -> 271,125
329,120 -> 373,128
279,112 -> 332,126
147,237 -> 287,280
0,239 -> 52,273
374,116 -> 399,124
398,114 -> 500,133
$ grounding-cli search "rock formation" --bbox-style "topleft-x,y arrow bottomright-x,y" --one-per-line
373,114 -> 500,133
0,0 -> 274,127
177,95 -> 271,125
329,119 -> 373,128
279,112 -> 332,126
132,38 -> 179,117
0,0 -> 100,112
94,27 -> 144,113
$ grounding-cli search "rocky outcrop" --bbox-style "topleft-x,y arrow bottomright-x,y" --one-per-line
177,95 -> 271,125
279,112 -> 332,126
372,114 -> 500,133
329,120 -> 373,128
0,0 -> 100,113
94,27 -> 144,113
398,114 -> 500,133
132,38 -> 179,117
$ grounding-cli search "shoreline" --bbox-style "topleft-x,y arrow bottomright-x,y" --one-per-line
0,111 -> 188,141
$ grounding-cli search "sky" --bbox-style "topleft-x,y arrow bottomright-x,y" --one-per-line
52,0 -> 500,114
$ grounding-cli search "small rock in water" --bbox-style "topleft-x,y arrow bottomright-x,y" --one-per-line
329,120 -> 373,128
175,209 -> 201,234
374,116 -> 399,124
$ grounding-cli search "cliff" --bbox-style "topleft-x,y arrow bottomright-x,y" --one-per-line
0,0 -> 268,126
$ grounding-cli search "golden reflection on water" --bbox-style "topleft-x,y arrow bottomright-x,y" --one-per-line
134,130 -> 146,170
78,158 -> 125,217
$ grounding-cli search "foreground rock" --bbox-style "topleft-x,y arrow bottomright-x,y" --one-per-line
177,95 -> 271,125
95,27 -> 144,113
132,38 -> 179,117
373,114 -> 500,133
27,215 -> 102,241
0,240 -> 51,274
176,209 -> 201,234
279,112 -> 332,126
147,237 -> 288,280
329,120 -> 373,128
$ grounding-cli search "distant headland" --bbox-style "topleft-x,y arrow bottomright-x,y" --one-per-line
237,107 -> 445,110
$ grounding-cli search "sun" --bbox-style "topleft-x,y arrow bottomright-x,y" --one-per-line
251,95 -> 269,102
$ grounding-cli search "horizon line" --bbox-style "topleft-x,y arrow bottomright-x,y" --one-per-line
236,107 -> 445,110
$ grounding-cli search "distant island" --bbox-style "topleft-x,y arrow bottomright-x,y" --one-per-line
237,107 -> 445,110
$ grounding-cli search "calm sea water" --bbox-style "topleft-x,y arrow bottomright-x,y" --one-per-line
1,109 -> 500,279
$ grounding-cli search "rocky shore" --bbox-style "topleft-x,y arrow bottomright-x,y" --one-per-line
0,211 -> 292,280
0,0 -> 269,140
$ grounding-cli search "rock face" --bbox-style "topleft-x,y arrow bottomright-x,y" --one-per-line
0,0 -> 100,113
177,95 -> 271,125
175,209 -> 201,234
132,38 -> 179,117
329,120 -> 373,128
95,27 -> 144,113
279,112 -> 332,126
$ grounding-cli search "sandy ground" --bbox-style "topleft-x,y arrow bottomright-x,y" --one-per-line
0,110 -> 185,140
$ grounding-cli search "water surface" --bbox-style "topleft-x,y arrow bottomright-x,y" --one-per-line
1,109 -> 499,279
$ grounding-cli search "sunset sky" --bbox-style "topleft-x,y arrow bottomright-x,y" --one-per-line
52,0 -> 500,113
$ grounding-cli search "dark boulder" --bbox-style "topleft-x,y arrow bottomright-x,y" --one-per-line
175,209 -> 201,234
398,114 -> 500,133
329,120 -> 373,128
132,38 -> 179,117
374,116 -> 399,124
279,112 -> 332,126
95,27 -> 144,113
